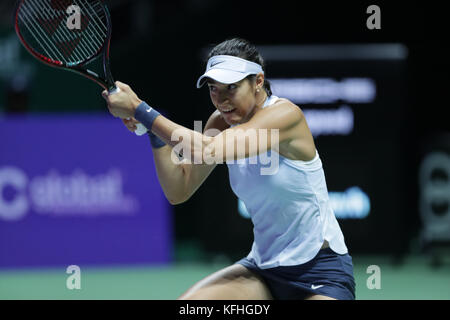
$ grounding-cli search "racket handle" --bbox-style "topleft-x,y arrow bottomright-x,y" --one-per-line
108,86 -> 121,95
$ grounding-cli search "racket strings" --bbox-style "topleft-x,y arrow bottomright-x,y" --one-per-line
77,0 -> 109,55
18,3 -> 64,63
25,0 -> 84,62
36,0 -> 93,61
17,0 -> 109,65
50,0 -> 108,60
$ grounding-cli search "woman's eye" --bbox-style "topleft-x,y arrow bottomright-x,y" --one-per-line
228,84 -> 236,90
208,86 -> 216,92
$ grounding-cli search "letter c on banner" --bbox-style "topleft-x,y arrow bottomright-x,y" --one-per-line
0,167 -> 29,221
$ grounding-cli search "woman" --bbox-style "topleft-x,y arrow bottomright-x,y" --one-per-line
103,38 -> 355,300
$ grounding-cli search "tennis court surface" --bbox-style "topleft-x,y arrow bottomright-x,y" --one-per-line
1,254 -> 449,300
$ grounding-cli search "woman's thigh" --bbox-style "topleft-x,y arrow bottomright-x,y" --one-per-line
178,264 -> 273,300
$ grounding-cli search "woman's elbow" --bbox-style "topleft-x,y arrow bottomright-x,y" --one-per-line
167,193 -> 191,205
168,197 -> 186,205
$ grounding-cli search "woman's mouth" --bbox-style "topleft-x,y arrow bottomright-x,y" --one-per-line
221,108 -> 236,114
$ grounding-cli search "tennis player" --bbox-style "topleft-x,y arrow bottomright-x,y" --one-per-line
103,38 -> 355,300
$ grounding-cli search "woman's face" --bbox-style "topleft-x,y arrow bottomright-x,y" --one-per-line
207,78 -> 259,125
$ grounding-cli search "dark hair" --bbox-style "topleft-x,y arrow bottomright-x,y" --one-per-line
207,38 -> 272,96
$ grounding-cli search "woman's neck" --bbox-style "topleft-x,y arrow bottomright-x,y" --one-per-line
240,91 -> 269,124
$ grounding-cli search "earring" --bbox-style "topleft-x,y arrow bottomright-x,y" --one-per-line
256,88 -> 260,93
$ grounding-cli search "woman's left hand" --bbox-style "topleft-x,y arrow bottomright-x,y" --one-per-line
102,81 -> 142,119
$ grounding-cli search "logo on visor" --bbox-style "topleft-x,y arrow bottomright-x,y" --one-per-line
210,60 -> 225,68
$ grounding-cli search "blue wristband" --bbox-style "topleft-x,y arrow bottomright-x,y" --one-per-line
148,131 -> 166,149
134,101 -> 161,131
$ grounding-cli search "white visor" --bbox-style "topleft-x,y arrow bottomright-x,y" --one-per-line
196,55 -> 264,88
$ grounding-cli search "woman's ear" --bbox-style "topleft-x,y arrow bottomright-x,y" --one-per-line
255,72 -> 265,91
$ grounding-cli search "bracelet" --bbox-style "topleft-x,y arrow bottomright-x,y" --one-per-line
134,101 -> 161,131
148,131 -> 167,149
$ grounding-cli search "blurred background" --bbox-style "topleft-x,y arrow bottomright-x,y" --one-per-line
1,0 -> 449,299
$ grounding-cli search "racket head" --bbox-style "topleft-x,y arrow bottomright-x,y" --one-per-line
14,0 -> 113,88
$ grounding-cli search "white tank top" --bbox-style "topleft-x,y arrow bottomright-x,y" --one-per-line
226,95 -> 348,269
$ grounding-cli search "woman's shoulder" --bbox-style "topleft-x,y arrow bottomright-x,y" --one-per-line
262,97 -> 304,122
270,96 -> 302,111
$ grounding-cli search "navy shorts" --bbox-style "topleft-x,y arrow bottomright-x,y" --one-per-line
236,247 -> 356,300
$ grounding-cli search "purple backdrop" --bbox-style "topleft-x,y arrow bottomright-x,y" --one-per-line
0,113 -> 172,268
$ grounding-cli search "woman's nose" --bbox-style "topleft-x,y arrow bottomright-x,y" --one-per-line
217,92 -> 229,104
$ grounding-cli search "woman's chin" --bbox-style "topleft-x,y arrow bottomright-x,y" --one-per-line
222,113 -> 240,125
224,117 -> 240,125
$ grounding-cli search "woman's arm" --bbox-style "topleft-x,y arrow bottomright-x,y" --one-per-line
150,99 -> 304,164
151,110 -> 227,204
104,82 -> 304,166
121,109 -> 228,205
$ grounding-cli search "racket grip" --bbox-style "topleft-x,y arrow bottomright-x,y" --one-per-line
108,87 -> 121,95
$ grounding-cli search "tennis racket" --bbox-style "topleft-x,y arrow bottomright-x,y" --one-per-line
14,0 -> 147,135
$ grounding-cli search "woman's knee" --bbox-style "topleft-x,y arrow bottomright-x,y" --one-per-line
178,264 -> 272,300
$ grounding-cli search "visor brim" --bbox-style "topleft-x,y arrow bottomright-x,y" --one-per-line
196,69 -> 253,88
